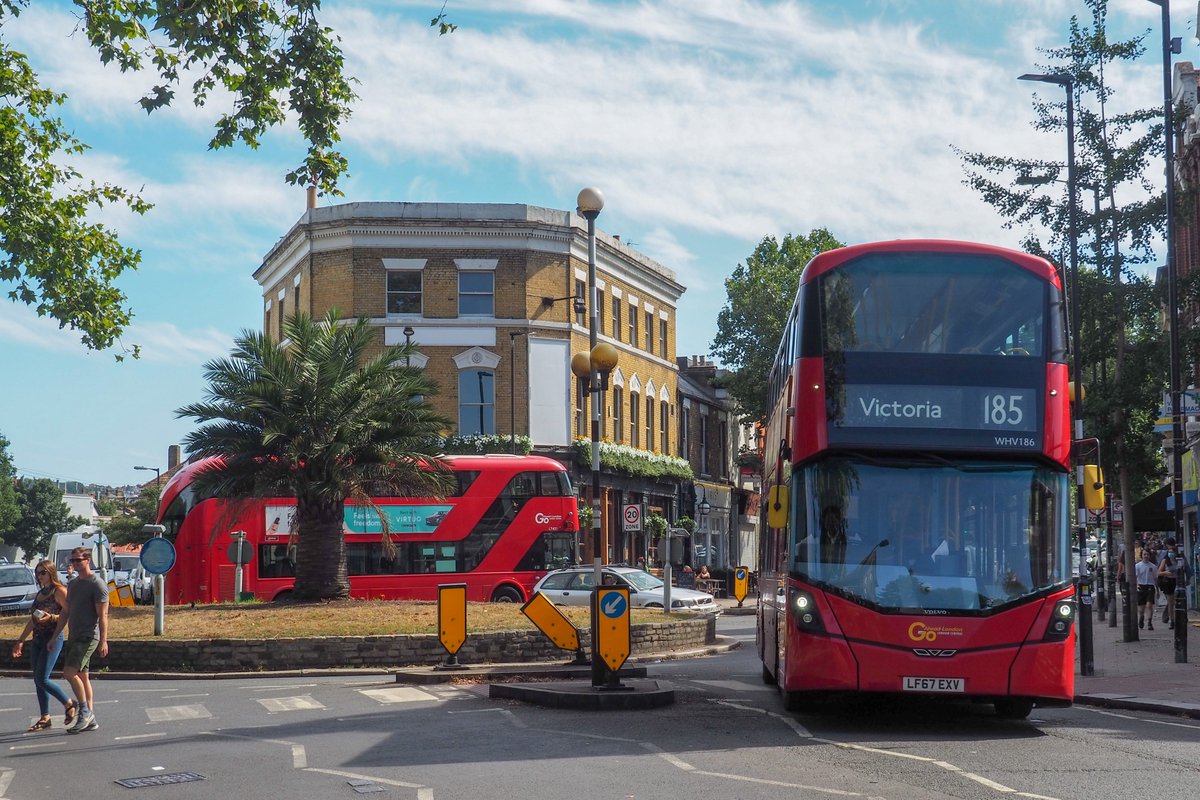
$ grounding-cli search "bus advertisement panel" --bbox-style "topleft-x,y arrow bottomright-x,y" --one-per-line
156,454 -> 579,605
758,240 -> 1074,719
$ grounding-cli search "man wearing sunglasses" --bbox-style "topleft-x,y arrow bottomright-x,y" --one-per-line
51,547 -> 109,734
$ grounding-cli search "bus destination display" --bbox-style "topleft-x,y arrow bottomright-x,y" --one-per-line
837,384 -> 1038,434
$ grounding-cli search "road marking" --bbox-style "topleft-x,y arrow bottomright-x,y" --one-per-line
360,687 -> 439,704
9,742 -> 59,751
305,767 -> 426,789
717,699 -> 1060,799
257,695 -> 327,713
1083,707 -> 1200,730
146,704 -> 211,722
0,708 -> 21,713
694,770 -> 868,796
201,731 -> 306,768
243,683 -> 318,691
113,733 -> 167,741
0,767 -> 13,799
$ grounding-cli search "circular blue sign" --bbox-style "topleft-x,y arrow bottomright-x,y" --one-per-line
600,592 -> 627,618
736,568 -> 747,581
140,537 -> 177,575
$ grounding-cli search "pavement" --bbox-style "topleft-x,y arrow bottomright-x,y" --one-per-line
1074,596 -> 1200,718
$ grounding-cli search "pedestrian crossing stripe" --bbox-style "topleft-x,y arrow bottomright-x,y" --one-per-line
358,687 -> 440,704
257,695 -> 327,713
145,704 -> 212,722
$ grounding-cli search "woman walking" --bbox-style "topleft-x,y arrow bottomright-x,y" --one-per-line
10,560 -> 77,731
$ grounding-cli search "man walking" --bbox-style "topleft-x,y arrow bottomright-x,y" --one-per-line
1135,547 -> 1159,631
52,546 -> 109,733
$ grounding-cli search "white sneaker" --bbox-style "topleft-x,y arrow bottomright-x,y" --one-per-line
67,711 -> 94,734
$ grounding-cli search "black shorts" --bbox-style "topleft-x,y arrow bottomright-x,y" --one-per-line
1137,585 -> 1156,604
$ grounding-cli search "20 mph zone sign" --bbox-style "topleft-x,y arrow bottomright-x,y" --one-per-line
623,504 -> 642,532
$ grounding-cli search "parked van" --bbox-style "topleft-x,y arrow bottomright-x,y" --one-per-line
47,528 -> 114,583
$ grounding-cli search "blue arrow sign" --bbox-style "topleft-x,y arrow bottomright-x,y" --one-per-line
736,568 -> 747,581
601,593 -> 627,618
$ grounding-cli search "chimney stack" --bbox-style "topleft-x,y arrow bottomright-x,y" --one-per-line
306,185 -> 317,210
168,445 -> 181,470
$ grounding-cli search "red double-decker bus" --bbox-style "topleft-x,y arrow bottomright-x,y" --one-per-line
757,240 -> 1074,719
155,454 -> 579,604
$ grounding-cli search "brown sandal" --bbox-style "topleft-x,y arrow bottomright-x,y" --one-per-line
63,700 -> 77,726
27,716 -> 52,732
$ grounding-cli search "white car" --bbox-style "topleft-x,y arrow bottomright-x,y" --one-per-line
533,566 -> 721,615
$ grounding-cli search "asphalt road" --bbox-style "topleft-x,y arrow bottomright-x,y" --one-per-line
0,615 -> 1197,800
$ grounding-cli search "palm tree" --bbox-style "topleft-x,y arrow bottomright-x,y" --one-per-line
176,310 -> 451,601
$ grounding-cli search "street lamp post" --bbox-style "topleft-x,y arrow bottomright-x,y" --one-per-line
576,185 -> 613,688
510,331 -> 528,453
1019,72 -> 1093,675
1147,0 -> 1187,663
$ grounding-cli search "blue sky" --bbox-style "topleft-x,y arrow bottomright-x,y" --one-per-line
1,0 -> 1193,487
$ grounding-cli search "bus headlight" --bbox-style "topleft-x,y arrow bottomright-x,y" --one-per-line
1043,598 -> 1075,642
789,588 -> 824,633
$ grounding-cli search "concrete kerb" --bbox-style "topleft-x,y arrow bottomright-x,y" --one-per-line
0,635 -> 742,684
1072,694 -> 1200,719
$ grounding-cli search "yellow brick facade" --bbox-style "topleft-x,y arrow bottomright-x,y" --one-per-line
254,203 -> 685,459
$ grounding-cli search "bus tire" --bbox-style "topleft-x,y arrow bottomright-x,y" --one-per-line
272,590 -> 293,604
490,586 -> 522,603
761,662 -> 777,686
993,698 -> 1033,719
781,689 -> 819,713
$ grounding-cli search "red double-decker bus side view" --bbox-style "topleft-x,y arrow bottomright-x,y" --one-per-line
758,240 -> 1074,719
154,454 -> 579,604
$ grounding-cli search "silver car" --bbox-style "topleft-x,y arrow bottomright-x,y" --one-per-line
0,564 -> 39,615
533,566 -> 721,615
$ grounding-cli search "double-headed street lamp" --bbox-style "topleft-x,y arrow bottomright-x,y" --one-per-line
574,185 -> 622,688
1019,71 -> 1094,674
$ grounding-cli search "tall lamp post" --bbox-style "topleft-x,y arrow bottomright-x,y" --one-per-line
509,331 -> 528,453
576,185 -> 616,688
1148,0 -> 1187,663
134,464 -> 162,488
1019,71 -> 1093,675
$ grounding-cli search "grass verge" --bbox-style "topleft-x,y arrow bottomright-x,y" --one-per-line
0,602 -> 690,640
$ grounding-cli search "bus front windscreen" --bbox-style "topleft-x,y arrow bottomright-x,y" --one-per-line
791,457 -> 1069,612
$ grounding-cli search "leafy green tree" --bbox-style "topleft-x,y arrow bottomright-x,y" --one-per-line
8,478 -> 86,558
104,485 -> 161,546
0,433 -> 18,539
2,1 -> 453,352
955,0 -> 1166,639
711,229 -> 844,423
176,310 -> 451,601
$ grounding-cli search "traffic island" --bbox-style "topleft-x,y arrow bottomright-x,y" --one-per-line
489,678 -> 675,710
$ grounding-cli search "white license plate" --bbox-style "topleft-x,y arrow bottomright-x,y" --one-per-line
902,676 -> 964,693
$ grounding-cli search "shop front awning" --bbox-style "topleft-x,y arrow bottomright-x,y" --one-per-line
1132,484 -> 1175,532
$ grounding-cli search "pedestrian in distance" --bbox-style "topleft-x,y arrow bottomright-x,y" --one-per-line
10,559 -> 77,731
1159,541 -> 1179,628
51,547 -> 109,734
1135,547 -> 1159,631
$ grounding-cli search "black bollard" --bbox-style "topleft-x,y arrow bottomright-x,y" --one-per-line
1078,576 -> 1094,676
1175,557 -> 1188,664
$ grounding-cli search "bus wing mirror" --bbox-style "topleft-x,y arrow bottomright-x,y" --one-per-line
1082,465 -> 1105,511
767,485 -> 790,529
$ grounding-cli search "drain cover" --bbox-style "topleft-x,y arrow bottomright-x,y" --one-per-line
115,772 -> 207,788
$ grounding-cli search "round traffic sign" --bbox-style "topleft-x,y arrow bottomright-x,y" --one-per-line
600,592 -> 628,618
623,505 -> 640,524
736,568 -> 747,581
139,537 -> 176,575
227,539 -> 254,565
